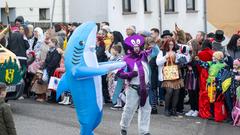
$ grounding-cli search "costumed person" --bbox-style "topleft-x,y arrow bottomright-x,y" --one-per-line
196,51 -> 226,119
56,22 -> 125,135
197,39 -> 214,119
117,35 -> 152,135
0,82 -> 17,135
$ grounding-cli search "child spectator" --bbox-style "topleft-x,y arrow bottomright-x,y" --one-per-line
107,45 -> 124,109
41,37 -> 61,102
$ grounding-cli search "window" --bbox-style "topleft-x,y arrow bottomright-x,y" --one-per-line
186,0 -> 195,11
1,8 -> 16,24
39,8 -> 50,20
122,0 -> 131,12
165,0 -> 175,12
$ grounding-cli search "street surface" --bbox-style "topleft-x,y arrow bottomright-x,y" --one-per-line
9,99 -> 240,135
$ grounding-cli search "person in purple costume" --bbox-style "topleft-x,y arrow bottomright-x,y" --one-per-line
116,35 -> 152,135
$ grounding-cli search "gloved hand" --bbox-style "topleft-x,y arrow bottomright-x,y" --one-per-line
129,71 -> 138,78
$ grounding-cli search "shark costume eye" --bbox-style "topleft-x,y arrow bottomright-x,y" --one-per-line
79,41 -> 84,46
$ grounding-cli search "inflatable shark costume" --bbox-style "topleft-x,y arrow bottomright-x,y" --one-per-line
56,22 -> 126,135
117,35 -> 152,135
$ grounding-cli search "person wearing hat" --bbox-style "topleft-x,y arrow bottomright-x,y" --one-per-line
161,30 -> 173,42
212,30 -> 226,53
0,82 -> 17,135
117,35 -> 152,135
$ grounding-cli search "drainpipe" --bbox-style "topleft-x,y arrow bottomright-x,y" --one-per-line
158,0 -> 162,34
203,0 -> 207,33
62,0 -> 66,22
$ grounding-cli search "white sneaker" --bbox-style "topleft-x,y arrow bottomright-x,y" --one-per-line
62,96 -> 71,105
191,110 -> 199,117
58,96 -> 67,105
185,110 -> 194,116
18,96 -> 24,100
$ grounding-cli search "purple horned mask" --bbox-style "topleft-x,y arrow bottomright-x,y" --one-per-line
125,35 -> 145,48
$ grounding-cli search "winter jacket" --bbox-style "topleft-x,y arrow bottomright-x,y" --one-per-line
96,45 -> 108,62
42,48 -> 61,78
0,98 -> 17,135
7,32 -> 29,58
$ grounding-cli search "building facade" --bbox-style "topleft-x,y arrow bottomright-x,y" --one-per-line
0,0 -> 239,39
108,0 -> 160,37
0,0 -> 68,24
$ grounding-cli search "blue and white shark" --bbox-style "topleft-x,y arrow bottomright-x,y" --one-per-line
56,22 -> 126,135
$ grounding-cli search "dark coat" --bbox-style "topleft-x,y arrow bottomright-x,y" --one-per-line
7,32 -> 29,58
0,99 -> 17,135
43,49 -> 61,77
96,45 -> 108,62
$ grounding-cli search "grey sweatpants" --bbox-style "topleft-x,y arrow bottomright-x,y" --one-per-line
120,87 -> 151,135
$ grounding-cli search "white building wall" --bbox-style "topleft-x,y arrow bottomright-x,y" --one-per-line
68,0 -> 108,23
161,0 -> 204,37
108,0 -> 160,37
0,0 -> 64,23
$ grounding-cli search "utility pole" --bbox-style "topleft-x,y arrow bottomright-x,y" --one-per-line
50,0 -> 56,28
158,0 -> 162,34
203,0 -> 207,33
62,0 -> 66,23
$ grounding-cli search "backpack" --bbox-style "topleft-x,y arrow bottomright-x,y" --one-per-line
221,69 -> 233,93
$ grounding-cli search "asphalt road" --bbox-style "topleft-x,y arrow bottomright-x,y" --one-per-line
9,99 -> 240,135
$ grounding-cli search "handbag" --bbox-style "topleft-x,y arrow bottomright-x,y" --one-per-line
214,94 -> 228,122
48,76 -> 60,91
163,57 -> 179,81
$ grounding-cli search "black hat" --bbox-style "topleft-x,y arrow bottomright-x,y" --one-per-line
161,30 -> 173,38
207,32 -> 215,38
15,16 -> 24,24
72,22 -> 79,27
214,30 -> 225,42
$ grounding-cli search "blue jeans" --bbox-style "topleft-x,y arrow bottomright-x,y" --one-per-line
149,85 -> 158,109
149,81 -> 165,109
158,81 -> 165,101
